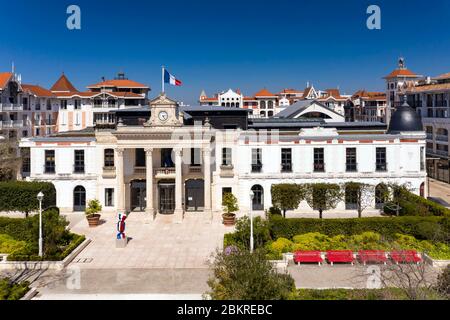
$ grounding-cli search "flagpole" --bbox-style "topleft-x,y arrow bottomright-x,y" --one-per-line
161,66 -> 165,94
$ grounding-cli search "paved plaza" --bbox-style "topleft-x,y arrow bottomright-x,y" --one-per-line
67,211 -> 229,269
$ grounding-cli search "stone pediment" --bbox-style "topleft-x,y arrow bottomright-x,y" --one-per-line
146,93 -> 183,127
150,93 -> 178,106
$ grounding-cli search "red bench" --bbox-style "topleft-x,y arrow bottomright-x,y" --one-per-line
326,250 -> 355,265
390,250 -> 422,264
358,250 -> 388,265
294,251 -> 323,265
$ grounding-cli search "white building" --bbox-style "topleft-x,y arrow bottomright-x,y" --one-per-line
20,94 -> 427,221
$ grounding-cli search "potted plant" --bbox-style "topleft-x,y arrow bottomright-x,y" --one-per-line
85,199 -> 102,227
222,192 -> 238,226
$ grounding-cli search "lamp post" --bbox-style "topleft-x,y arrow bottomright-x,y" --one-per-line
249,190 -> 254,253
37,191 -> 44,257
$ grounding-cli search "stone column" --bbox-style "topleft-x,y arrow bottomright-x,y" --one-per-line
174,148 -> 184,223
145,148 -> 154,220
116,148 -> 125,212
203,148 -> 212,221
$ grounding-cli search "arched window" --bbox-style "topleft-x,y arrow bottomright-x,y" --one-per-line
345,185 -> 358,210
260,101 -> 266,109
375,184 -> 388,209
420,182 -> 425,198
260,111 -> 266,117
73,185 -> 86,211
226,102 -> 230,107
230,102 -> 235,107
268,111 -> 274,117
268,101 -> 273,108
251,185 -> 264,210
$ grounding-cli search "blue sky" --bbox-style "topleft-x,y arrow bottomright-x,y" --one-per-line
1,0 -> 450,105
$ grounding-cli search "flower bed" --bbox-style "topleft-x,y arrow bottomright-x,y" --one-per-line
0,208 -> 85,261
265,232 -> 450,261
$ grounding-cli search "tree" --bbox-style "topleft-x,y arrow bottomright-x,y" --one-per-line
436,265 -> 450,299
271,184 -> 305,218
304,183 -> 343,219
206,248 -> 295,300
344,182 -> 374,218
384,183 -> 412,216
222,193 -> 239,217
0,139 -> 21,181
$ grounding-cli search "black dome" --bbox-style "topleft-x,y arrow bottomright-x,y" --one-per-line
387,102 -> 423,134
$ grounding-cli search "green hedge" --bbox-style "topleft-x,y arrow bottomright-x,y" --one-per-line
0,181 -> 56,214
269,215 -> 450,242
294,288 -> 409,300
0,279 -> 30,300
384,191 -> 450,217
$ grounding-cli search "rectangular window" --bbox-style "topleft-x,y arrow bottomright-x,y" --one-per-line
105,188 -> 114,207
135,148 -> 146,167
281,148 -> 292,172
35,101 -> 41,110
46,100 -> 52,110
190,148 -> 201,166
420,147 -> 425,171
74,99 -> 81,110
104,149 -> 115,167
74,150 -> 85,173
376,147 -> 387,171
61,100 -> 67,110
251,148 -> 262,172
313,148 -> 325,172
222,187 -> 232,199
346,148 -> 357,172
44,150 -> 55,173
222,148 -> 232,166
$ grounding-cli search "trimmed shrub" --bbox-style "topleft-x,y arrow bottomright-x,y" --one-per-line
0,234 -> 26,254
0,181 -> 56,215
223,216 -> 271,250
0,279 -> 30,300
206,248 -> 295,300
384,189 -> 450,217
268,214 -> 449,242
294,288 -> 408,300
0,208 -> 82,261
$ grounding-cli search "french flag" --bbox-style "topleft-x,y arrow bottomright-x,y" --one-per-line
164,68 -> 182,86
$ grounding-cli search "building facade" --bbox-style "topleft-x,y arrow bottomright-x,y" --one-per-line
21,94 -> 427,221
405,72 -> 450,183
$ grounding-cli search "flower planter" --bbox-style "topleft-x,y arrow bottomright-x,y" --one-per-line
222,214 -> 236,226
86,214 -> 101,227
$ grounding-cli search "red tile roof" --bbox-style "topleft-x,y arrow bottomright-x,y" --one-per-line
50,74 -> 78,92
254,88 -> 276,97
384,68 -> 418,79
352,90 -> 386,100
406,83 -> 450,93
278,88 -> 303,95
22,84 -> 54,97
434,72 -> 450,80
0,72 -> 13,90
87,79 -> 149,89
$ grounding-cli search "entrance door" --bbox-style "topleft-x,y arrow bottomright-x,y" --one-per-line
185,179 -> 204,211
159,182 -> 175,214
131,180 -> 146,211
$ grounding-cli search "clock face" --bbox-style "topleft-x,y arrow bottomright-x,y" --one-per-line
158,111 -> 169,122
